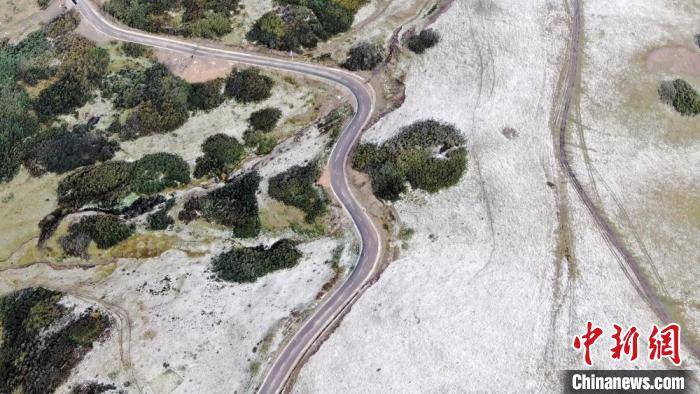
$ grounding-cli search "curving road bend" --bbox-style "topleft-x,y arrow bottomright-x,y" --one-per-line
72,1 -> 382,392
558,0 -> 700,360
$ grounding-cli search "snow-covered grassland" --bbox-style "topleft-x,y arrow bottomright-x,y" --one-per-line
574,0 -> 700,341
295,0 -> 699,392
0,237 -> 340,393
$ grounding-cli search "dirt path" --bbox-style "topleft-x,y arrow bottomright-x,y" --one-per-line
555,0 -> 700,360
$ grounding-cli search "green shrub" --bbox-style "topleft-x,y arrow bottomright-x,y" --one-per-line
211,239 -> 301,282
21,124 -> 119,176
318,104 -> 352,141
184,12 -> 232,38
342,41 -> 384,71
248,107 -> 282,132
268,161 -> 326,222
57,161 -> 133,208
147,199 -> 175,230
406,29 -> 440,54
353,119 -> 467,200
255,136 -> 277,155
121,42 -> 152,58
64,214 -> 133,250
130,152 -> 190,194
0,84 -> 40,183
193,133 -> 245,178
225,68 -> 274,103
247,12 -> 286,49
307,0 -> 353,37
180,171 -> 261,237
34,74 -> 90,120
670,79 -> 700,116
188,79 -> 224,111
44,11 -> 81,38
37,0 -> 50,9
107,63 -> 191,138
0,288 -> 110,394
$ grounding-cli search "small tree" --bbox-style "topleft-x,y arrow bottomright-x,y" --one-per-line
406,29 -> 440,54
225,68 -> 274,103
248,107 -> 282,132
342,41 -> 384,71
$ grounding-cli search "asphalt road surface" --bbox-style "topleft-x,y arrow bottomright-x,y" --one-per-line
72,1 -> 382,392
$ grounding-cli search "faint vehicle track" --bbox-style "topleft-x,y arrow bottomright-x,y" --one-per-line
555,0 -> 700,360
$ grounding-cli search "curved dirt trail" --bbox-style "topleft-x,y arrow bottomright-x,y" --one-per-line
556,0 -> 700,360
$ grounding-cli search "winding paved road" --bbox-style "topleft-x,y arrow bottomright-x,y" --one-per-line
72,1 -> 382,392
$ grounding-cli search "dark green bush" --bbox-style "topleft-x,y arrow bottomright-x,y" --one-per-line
130,152 -> 190,194
353,119 -> 467,201
211,239 -> 301,282
255,136 -> 277,155
121,42 -> 152,58
184,12 -> 232,38
180,171 -> 261,237
248,107 -> 282,132
37,0 -> 50,9
147,199 -> 175,230
57,161 -> 133,208
0,84 -> 40,183
342,41 -> 384,71
105,63 -> 191,138
193,133 -> 245,178
224,67 -> 274,103
406,28 -> 440,54
247,5 -> 324,52
670,79 -> 700,116
21,124 -> 119,176
65,214 -> 133,250
250,0 -> 358,51
44,11 -> 81,38
268,161 -> 326,222
34,74 -> 90,120
188,79 -> 225,111
0,288 -> 110,394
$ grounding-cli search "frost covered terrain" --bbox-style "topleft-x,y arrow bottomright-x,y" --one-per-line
295,0 -> 699,392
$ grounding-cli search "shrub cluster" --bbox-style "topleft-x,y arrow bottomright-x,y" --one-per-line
224,67 -> 274,103
318,104 -> 352,141
211,239 -> 301,282
244,107 -> 282,151
658,79 -> 700,116
147,199 -> 175,230
21,124 -> 119,176
342,41 -> 384,71
104,0 -> 238,38
0,288 -> 110,394
406,28 -> 440,54
121,42 -> 152,58
57,153 -> 190,208
193,133 -> 245,178
268,161 -> 327,222
188,78 -> 225,111
130,152 -> 191,194
353,119 -> 467,200
61,214 -> 133,256
248,0 -> 365,52
34,35 -> 109,120
43,11 -> 81,39
248,107 -> 282,133
108,63 -> 191,139
179,171 -> 261,237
